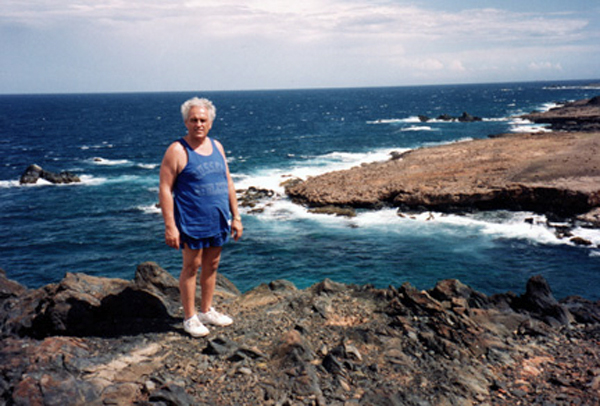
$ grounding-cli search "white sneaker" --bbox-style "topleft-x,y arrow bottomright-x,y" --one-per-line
183,314 -> 209,337
198,307 -> 233,327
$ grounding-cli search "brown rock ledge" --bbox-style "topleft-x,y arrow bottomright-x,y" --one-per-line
285,97 -> 600,220
285,131 -> 600,219
1,264 -> 599,405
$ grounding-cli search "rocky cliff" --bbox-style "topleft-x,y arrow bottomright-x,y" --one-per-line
1,264 -> 599,405
285,98 -> 600,229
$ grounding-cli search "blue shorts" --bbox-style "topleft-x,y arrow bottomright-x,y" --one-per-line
180,231 -> 229,250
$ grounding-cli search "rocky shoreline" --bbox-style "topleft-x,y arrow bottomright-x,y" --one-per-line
1,264 -> 599,405
285,97 -> 600,235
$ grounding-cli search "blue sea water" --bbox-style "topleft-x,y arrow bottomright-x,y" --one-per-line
1,81 -> 600,300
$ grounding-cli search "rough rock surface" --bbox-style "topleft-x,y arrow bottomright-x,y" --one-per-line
286,131 -> 600,218
522,96 -> 600,132
1,265 -> 599,405
19,164 -> 81,185
285,98 -> 600,221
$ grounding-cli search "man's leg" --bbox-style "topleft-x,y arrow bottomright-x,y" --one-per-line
180,245 -> 203,320
199,246 -> 222,313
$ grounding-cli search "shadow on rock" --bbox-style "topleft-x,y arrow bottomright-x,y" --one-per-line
0,262 -> 187,338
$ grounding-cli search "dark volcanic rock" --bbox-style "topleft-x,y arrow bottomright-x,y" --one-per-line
1,269 -> 599,405
0,262 -> 236,338
422,112 -> 482,122
511,275 -> 574,327
20,164 -> 81,185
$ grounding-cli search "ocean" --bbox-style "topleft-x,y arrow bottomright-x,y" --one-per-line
1,81 -> 599,300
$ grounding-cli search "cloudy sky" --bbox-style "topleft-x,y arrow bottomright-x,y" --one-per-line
1,0 -> 599,94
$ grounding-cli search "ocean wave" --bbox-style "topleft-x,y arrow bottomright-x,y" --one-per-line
0,175 -> 104,188
544,85 -> 600,90
400,125 -> 436,132
508,118 -> 551,133
367,116 -> 422,124
90,157 -> 132,166
482,117 -> 511,122
80,143 -> 114,150
137,204 -> 161,215
135,163 -> 158,170
247,202 -> 600,252
371,116 -> 511,125
538,102 -> 561,112
234,147 -> 408,193
0,180 -> 21,188
88,157 -> 158,170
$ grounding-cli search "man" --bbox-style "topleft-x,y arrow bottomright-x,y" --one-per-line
159,97 -> 243,337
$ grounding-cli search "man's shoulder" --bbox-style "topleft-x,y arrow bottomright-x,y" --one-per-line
167,139 -> 186,154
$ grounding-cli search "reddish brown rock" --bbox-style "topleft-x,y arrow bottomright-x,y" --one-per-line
522,96 -> 600,132
286,131 -> 600,217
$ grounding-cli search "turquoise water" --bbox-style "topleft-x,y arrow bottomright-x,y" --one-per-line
1,81 -> 599,299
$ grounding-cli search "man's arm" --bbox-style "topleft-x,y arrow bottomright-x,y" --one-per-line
159,142 -> 184,249
215,140 -> 243,241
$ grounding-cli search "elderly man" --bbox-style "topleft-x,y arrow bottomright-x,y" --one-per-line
159,97 -> 243,337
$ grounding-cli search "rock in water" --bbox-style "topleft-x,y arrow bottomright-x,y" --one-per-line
19,164 -> 81,185
19,164 -> 43,184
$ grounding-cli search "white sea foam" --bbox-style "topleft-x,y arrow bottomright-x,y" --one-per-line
135,163 -> 158,170
538,102 -> 560,112
137,204 -> 161,215
235,147 -> 407,194
80,143 -> 114,150
482,117 -> 511,122
0,180 -> 20,188
78,175 -> 107,185
0,175 -> 104,188
251,201 -> 600,251
508,118 -> 551,133
400,125 -> 435,132
367,116 -> 422,124
371,116 -> 512,125
91,157 -> 131,166
544,85 -> 600,90
234,143 -> 599,252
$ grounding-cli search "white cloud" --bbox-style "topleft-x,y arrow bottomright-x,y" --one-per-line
0,0 -> 598,93
528,61 -> 564,71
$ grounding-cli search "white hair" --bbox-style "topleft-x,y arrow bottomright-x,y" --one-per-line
180,97 -> 216,122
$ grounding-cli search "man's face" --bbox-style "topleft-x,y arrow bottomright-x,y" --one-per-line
185,106 -> 212,139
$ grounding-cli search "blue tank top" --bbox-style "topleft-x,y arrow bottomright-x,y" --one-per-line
173,137 -> 230,239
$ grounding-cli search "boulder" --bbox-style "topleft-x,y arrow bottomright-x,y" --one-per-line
238,186 -> 275,208
19,164 -> 81,185
512,275 -> 574,327
0,262 -> 239,338
308,205 -> 356,218
458,111 -> 482,122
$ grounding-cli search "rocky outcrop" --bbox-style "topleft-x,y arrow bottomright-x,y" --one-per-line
19,164 -> 81,184
418,111 -> 483,122
1,267 -> 599,405
0,262 -> 238,339
522,96 -> 600,132
286,98 -> 600,222
286,131 -> 600,220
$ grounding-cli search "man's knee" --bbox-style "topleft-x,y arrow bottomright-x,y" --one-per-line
181,263 -> 201,277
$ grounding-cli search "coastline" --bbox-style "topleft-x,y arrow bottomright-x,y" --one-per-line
284,97 -> 600,239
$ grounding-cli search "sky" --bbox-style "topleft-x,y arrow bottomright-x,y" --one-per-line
1,0 -> 599,94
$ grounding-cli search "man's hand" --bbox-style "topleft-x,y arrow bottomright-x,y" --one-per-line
165,225 -> 180,249
231,219 -> 243,242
